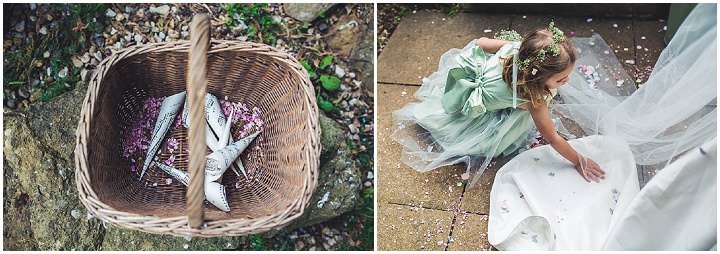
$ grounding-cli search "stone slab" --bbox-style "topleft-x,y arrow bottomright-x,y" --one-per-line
378,11 -> 513,85
377,83 -> 465,211
377,203 -> 454,251
465,3 -> 669,19
447,213 -> 495,251
458,156 -> 512,215
512,15 -> 639,80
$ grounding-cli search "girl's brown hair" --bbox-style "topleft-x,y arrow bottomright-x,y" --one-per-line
501,28 -> 577,108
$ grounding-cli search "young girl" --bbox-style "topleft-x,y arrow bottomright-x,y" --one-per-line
391,22 -> 605,186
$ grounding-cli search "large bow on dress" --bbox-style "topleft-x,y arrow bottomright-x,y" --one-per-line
441,46 -> 504,118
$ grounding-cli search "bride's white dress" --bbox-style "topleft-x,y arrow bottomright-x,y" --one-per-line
488,136 -> 640,250
488,3 -> 717,251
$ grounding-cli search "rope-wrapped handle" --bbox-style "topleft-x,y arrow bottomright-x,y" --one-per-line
187,14 -> 210,228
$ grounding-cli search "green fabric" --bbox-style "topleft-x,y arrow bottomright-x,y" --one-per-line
441,42 -> 528,118
414,42 -> 542,157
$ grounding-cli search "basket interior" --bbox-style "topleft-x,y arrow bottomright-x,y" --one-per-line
86,49 -> 311,220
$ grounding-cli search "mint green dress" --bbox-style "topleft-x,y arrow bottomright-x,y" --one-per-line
391,41 -> 556,186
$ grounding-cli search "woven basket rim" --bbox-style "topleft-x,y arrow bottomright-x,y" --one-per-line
74,39 -> 320,237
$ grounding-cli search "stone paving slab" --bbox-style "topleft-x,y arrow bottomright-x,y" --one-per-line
550,16 -> 638,79
378,11 -> 513,85
377,203 -> 454,251
457,156 -> 512,215
447,213 -> 494,251
377,83 -> 465,210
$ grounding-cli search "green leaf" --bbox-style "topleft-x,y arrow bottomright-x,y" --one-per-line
300,60 -> 316,78
362,187 -> 374,199
319,75 -> 340,91
319,55 -> 333,70
317,96 -> 335,112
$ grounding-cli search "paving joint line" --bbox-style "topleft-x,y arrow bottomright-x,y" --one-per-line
444,178 -> 470,251
631,15 -> 639,83
378,81 -> 420,86
384,201 -> 457,212
461,210 -> 490,216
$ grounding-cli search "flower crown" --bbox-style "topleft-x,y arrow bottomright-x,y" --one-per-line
497,22 -> 565,71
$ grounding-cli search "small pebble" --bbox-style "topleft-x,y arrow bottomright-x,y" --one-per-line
5,100 -> 17,109
82,53 -> 91,63
93,51 -> 103,61
80,69 -> 89,81
71,210 -> 81,219
57,67 -> 68,79
16,88 -> 28,99
149,5 -> 171,15
105,8 -> 116,17
14,20 -> 25,33
334,65 -> 345,78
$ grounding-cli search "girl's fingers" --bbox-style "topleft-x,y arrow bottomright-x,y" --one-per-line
586,168 -> 598,182
584,167 -> 600,183
580,169 -> 590,182
593,167 -> 606,181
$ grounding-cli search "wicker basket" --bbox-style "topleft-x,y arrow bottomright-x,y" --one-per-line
74,15 -> 320,237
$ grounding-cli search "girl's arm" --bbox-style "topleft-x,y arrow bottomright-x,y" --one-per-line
476,37 -> 511,53
525,102 -> 606,182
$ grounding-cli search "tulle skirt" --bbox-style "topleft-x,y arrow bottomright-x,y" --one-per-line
391,40 -> 537,187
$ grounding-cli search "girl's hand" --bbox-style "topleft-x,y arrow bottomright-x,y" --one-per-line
575,154 -> 606,183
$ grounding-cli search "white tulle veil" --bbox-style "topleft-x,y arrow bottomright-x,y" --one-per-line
553,3 -> 716,169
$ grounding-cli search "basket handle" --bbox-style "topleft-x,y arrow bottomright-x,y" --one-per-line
186,14 -> 210,228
